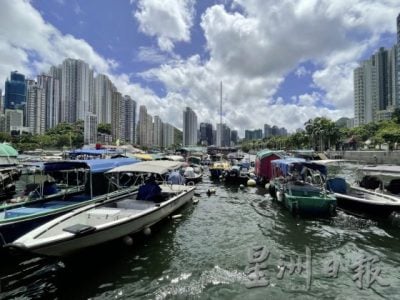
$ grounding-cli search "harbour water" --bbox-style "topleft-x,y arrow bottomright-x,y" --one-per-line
1,162 -> 400,299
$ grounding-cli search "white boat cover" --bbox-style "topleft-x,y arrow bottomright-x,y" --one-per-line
106,160 -> 184,175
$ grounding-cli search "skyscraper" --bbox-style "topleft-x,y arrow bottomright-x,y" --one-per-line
354,14 -> 400,125
183,107 -> 197,146
4,71 -> 26,110
231,130 -> 238,145
153,115 -> 163,148
137,105 -> 152,147
111,91 -> 126,142
397,13 -> 400,44
162,122 -> 174,148
60,58 -> 93,123
26,80 -> 46,135
199,122 -> 213,146
37,74 -> 60,130
124,95 -> 136,144
0,88 -> 3,113
94,74 -> 115,125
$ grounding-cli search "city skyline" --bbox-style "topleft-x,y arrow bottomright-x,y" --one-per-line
0,1 -> 399,135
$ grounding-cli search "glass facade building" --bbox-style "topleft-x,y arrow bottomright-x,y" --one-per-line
4,71 -> 26,110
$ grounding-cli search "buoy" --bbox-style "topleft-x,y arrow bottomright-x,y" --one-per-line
193,198 -> 199,204
239,184 -> 245,189
247,179 -> 256,186
123,235 -> 133,246
143,227 -> 151,236
171,214 -> 182,219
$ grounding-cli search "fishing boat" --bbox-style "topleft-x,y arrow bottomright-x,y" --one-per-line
268,158 -> 336,216
0,158 -> 139,244
8,160 -> 196,257
326,164 -> 400,217
209,160 -> 230,179
254,149 -> 284,185
183,165 -> 203,184
224,162 -> 254,185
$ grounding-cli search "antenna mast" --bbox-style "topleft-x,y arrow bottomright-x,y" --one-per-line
220,81 -> 222,126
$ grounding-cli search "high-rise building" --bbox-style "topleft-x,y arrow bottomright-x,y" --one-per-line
84,113 -> 98,144
60,58 -> 93,123
153,115 -> 163,148
245,129 -> 262,140
397,13 -> 400,44
354,14 -> 400,125
217,123 -> 231,146
199,122 -> 213,146
37,74 -> 60,130
183,107 -> 197,146
137,105 -> 152,147
162,122 -> 174,148
264,124 -> 272,139
4,71 -> 26,110
231,130 -> 238,145
111,91 -> 126,143
124,95 -> 136,144
5,109 -> 23,133
0,88 -> 3,113
94,74 -> 115,124
26,80 -> 46,135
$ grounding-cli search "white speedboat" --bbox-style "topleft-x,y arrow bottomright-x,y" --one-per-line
8,161 -> 195,257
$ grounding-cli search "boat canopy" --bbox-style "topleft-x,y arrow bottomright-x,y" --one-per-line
26,158 -> 140,174
107,160 -> 184,175
271,158 -> 328,176
68,149 -> 123,158
256,149 -> 285,160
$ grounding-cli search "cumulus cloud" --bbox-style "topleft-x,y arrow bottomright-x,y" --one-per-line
1,0 -> 399,135
133,0 -> 195,52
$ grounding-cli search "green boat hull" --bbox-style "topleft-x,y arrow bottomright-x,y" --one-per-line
270,182 -> 336,216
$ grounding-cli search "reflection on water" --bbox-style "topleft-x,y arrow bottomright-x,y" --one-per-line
1,162 -> 400,299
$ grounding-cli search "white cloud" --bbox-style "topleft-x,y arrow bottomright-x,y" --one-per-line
133,0 -> 194,52
1,0 -> 399,136
295,66 -> 310,78
0,0 -> 163,116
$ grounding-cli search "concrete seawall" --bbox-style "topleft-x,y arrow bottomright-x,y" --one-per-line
327,150 -> 400,164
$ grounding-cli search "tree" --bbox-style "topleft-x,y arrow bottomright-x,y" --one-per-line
98,123 -> 112,135
392,108 -> 400,124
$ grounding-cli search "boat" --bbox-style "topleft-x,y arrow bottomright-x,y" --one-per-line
326,164 -> 400,217
209,160 -> 230,179
183,165 -> 203,184
0,158 -> 139,244
0,143 -> 22,199
0,166 -> 22,199
224,162 -> 254,185
8,160 -> 196,257
268,158 -> 336,216
254,149 -> 284,185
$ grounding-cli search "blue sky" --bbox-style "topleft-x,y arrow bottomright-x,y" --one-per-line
1,0 -> 399,134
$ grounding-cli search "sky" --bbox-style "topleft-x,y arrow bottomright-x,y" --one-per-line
0,0 -> 399,136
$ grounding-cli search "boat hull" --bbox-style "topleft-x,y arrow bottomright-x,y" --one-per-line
270,182 -> 336,216
18,188 -> 195,257
0,188 -> 136,244
335,190 -> 400,218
